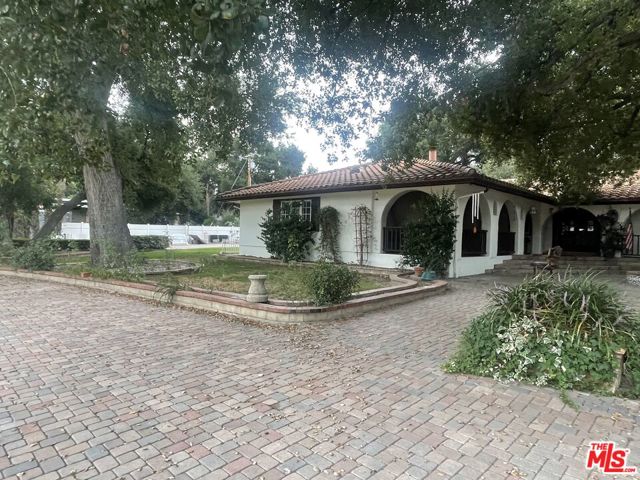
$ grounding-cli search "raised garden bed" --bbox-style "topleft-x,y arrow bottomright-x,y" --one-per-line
0,268 -> 448,324
57,253 -> 393,301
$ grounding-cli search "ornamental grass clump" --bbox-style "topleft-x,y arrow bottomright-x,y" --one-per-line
445,272 -> 640,397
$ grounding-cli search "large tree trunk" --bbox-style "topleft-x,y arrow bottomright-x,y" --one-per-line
75,77 -> 133,266
83,151 -> 133,266
33,190 -> 86,240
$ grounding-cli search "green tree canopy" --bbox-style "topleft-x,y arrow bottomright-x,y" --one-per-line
0,0 -> 280,263
364,0 -> 640,200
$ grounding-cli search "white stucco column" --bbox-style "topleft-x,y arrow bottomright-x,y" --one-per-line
515,206 -> 526,254
450,197 -> 468,277
537,207 -> 554,254
488,200 -> 499,258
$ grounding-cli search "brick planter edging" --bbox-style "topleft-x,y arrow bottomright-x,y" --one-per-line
191,272 -> 421,307
0,268 -> 448,324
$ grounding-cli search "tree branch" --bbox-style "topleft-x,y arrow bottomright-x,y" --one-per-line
33,189 -> 86,240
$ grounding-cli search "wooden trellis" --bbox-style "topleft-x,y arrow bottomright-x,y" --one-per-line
351,205 -> 372,265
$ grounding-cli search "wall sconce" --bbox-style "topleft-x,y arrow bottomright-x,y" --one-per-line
374,191 -> 379,201
530,207 -> 537,215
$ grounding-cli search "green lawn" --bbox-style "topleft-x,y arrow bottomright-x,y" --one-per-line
57,248 -> 391,300
53,247 -> 226,265
142,247 -> 226,260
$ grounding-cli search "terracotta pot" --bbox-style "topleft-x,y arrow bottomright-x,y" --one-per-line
414,266 -> 425,277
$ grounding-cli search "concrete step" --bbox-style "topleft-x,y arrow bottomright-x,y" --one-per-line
509,257 -> 626,264
492,254 -> 640,277
495,259 -> 623,266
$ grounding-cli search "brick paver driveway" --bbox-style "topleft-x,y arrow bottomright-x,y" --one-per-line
1,275 -> 639,480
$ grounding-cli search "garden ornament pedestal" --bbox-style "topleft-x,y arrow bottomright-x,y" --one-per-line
247,274 -> 268,303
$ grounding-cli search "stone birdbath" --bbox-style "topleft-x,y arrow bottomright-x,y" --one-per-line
247,274 -> 268,303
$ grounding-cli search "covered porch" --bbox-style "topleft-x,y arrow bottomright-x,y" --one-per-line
378,185 -> 551,277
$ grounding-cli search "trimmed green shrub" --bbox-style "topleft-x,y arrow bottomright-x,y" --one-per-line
259,209 -> 314,262
52,239 -> 91,251
11,240 -> 56,271
132,235 -> 170,250
11,238 -> 29,248
444,272 -> 640,397
306,261 -> 360,305
26,236 -> 169,252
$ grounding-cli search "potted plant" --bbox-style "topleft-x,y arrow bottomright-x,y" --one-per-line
598,211 -> 624,258
420,259 -> 438,281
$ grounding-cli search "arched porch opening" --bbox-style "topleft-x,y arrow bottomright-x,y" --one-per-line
461,196 -> 489,257
381,191 -> 430,253
497,202 -> 517,255
551,207 -> 600,254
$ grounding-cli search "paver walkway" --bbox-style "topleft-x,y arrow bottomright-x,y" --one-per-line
1,275 -> 639,480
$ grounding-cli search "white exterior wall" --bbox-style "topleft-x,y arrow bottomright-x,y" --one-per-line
238,184 -> 555,277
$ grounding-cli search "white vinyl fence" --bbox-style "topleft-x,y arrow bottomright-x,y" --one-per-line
59,222 -> 239,245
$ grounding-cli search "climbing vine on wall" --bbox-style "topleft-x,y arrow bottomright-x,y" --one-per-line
318,206 -> 341,262
351,205 -> 373,265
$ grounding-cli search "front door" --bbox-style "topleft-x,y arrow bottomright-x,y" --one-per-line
552,208 -> 600,254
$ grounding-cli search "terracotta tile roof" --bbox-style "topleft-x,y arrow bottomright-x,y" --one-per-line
597,172 -> 640,203
218,159 -> 554,203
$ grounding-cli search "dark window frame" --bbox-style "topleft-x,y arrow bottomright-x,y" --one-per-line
272,197 -> 321,231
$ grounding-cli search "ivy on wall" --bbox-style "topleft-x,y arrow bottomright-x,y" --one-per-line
318,206 -> 341,262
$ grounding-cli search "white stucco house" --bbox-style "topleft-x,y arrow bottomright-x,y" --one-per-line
219,156 -> 640,277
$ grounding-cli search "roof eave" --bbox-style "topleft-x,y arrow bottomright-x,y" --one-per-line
218,175 -> 555,204
591,197 -> 640,205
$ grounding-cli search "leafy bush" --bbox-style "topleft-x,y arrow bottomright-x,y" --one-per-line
598,210 -> 624,257
259,209 -> 314,262
305,261 -> 360,305
400,192 -> 457,276
26,236 -> 168,253
51,239 -> 91,251
11,238 -> 29,248
11,240 -> 56,271
445,272 -> 640,397
132,235 -> 170,250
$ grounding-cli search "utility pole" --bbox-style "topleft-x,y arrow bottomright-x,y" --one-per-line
205,180 -> 211,218
247,156 -> 252,186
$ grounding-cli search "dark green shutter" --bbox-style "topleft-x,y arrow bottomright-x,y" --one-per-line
311,197 -> 320,231
273,199 -> 281,220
